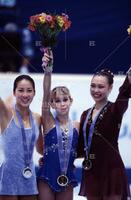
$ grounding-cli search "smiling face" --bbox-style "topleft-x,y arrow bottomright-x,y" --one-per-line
14,79 -> 35,108
90,75 -> 112,104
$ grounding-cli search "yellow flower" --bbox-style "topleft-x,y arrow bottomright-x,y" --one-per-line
127,25 -> 131,35
39,16 -> 46,23
28,12 -> 71,47
57,16 -> 64,27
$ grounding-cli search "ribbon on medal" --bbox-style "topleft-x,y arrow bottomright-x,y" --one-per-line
82,103 -> 108,170
55,118 -> 73,186
15,106 -> 36,179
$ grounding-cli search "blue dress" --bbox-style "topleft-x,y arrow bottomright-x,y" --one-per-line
37,126 -> 79,192
0,116 -> 39,195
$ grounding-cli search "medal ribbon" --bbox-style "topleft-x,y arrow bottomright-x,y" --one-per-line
55,118 -> 73,175
83,103 -> 108,159
15,106 -> 36,167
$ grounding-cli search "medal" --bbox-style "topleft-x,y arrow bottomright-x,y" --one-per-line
57,175 -> 68,187
82,159 -> 92,170
23,167 -> 32,179
15,107 -> 35,180
83,104 -> 108,172
55,118 -> 73,188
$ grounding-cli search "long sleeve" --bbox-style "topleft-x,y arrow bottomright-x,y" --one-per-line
77,111 -> 87,158
111,76 -> 131,119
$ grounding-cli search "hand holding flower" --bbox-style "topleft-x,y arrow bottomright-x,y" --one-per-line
41,47 -> 53,73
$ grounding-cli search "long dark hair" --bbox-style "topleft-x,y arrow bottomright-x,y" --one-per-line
13,75 -> 35,92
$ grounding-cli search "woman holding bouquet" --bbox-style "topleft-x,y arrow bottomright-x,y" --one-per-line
0,74 -> 42,200
37,48 -> 79,200
77,68 -> 131,200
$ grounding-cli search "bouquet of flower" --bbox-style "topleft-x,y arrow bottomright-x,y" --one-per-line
28,12 -> 71,48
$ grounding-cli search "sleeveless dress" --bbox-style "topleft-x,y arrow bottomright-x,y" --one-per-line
0,115 -> 39,195
37,126 -> 79,192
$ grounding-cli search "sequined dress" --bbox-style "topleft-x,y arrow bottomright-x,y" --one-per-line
77,77 -> 131,199
0,115 -> 39,195
37,126 -> 79,192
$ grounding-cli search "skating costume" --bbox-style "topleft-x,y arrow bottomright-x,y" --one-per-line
37,123 -> 79,192
77,77 -> 131,198
0,110 -> 39,195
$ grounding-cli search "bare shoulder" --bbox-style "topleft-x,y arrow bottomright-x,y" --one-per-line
72,121 -> 80,132
33,112 -> 42,126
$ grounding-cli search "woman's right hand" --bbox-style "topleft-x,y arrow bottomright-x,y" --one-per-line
42,47 -> 53,72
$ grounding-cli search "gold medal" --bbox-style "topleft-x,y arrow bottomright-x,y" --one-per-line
82,159 -> 92,170
57,175 -> 68,186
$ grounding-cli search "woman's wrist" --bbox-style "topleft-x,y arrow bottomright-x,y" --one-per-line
42,63 -> 53,73
41,48 -> 53,72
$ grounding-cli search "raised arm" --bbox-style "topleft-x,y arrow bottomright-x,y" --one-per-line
0,98 -> 12,133
41,48 -> 54,132
0,98 -> 7,118
112,67 -> 131,118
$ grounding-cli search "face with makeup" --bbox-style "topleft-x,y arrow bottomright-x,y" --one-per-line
90,75 -> 113,104
13,75 -> 35,108
51,87 -> 73,116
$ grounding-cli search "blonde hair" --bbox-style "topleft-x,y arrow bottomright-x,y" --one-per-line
51,86 -> 72,102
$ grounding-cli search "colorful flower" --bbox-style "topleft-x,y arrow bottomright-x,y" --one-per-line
28,12 -> 71,48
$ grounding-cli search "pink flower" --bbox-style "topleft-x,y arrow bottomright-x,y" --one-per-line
46,15 -> 53,23
28,12 -> 71,47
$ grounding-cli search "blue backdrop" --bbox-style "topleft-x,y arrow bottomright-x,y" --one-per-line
0,0 -> 131,73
